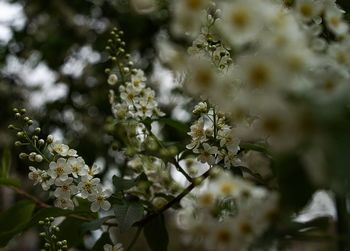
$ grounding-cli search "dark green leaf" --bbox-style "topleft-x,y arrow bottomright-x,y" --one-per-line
143,214 -> 169,251
91,232 -> 110,251
81,215 -> 114,233
0,177 -> 20,187
0,200 -> 36,247
114,201 -> 144,232
112,175 -> 136,193
0,148 -> 11,178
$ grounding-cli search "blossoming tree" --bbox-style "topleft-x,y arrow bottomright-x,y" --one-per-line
1,0 -> 350,250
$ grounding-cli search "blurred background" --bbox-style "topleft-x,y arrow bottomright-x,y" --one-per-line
0,0 -> 350,250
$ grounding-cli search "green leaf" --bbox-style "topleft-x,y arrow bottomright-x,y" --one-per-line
91,232 -> 110,251
112,175 -> 136,193
0,200 -> 36,247
81,215 -> 114,233
0,148 -> 11,178
143,214 -> 169,251
114,201 -> 144,232
0,177 -> 20,187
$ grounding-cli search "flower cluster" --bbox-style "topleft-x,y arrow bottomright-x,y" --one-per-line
176,170 -> 279,251
28,139 -> 111,212
187,101 -> 240,167
110,68 -> 164,121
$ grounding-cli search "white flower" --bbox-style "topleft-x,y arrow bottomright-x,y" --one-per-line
48,142 -> 70,156
185,57 -> 217,95
217,128 -> 240,154
217,0 -> 264,46
87,163 -> 102,178
67,149 -> 78,157
325,7 -> 349,37
294,0 -> 322,22
67,157 -> 88,178
194,143 -> 218,165
78,176 -> 101,198
28,166 -> 43,185
54,177 -> 78,198
103,243 -> 124,251
47,158 -> 71,181
187,118 -> 206,149
108,74 -> 119,85
40,171 -> 54,191
54,197 -> 75,210
88,187 -> 112,212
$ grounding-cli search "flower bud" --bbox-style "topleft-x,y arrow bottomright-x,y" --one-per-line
15,141 -> 22,147
47,135 -> 54,143
34,128 -> 41,134
16,131 -> 24,137
19,153 -> 27,159
35,154 -> 43,163
38,139 -> 45,145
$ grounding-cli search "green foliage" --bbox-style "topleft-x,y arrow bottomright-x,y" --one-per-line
0,148 -> 10,178
0,200 -> 36,247
0,177 -> 20,187
80,216 -> 114,233
113,175 -> 136,193
143,214 -> 169,251
114,200 -> 144,232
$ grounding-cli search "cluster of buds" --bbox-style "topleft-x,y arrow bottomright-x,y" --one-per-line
8,108 -> 50,163
38,217 -> 68,251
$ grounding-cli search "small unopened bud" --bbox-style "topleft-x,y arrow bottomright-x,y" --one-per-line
17,131 -> 24,137
51,235 -> 56,240
29,152 -> 36,162
20,108 -> 26,114
19,153 -> 27,159
15,113 -> 21,118
38,221 -> 45,225
24,117 -> 30,122
34,128 -> 41,134
38,139 -> 45,145
123,67 -> 129,73
47,135 -> 54,143
13,108 -> 19,113
32,135 -> 39,141
8,124 -> 15,130
15,141 -> 22,147
39,232 -> 46,237
44,243 -> 51,248
35,155 -> 43,163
